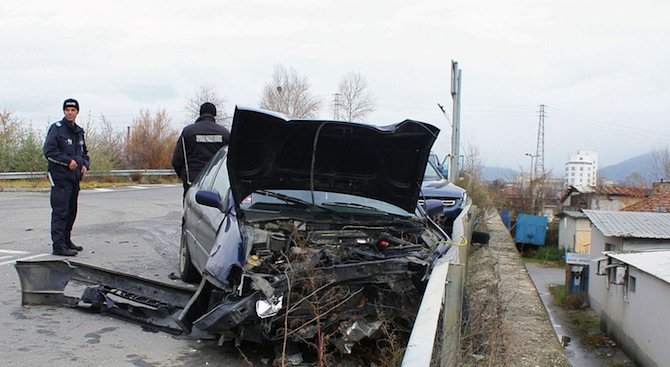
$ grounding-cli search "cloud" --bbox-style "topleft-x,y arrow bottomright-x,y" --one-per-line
2,0 -> 670,173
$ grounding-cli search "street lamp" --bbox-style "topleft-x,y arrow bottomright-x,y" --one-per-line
525,153 -> 539,214
524,153 -> 538,181
436,103 -> 452,127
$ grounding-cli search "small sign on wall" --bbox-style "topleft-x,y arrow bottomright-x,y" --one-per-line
566,252 -> 590,266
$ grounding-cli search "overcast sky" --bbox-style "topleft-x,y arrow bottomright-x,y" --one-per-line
2,0 -> 669,174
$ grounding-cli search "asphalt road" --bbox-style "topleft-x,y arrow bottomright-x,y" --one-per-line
0,185 -> 258,367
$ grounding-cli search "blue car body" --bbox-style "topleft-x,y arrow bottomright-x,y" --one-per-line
419,161 -> 467,222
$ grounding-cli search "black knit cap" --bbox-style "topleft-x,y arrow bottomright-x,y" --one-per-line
63,98 -> 79,111
199,102 -> 217,116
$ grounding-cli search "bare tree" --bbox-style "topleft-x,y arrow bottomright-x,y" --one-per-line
463,144 -> 483,182
260,64 -> 321,118
334,71 -> 375,121
83,114 -> 125,172
125,109 -> 178,169
623,172 -> 648,188
651,146 -> 670,181
185,84 -> 231,127
457,143 -> 507,211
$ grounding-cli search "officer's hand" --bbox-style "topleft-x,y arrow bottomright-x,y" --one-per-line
81,165 -> 87,178
68,160 -> 78,171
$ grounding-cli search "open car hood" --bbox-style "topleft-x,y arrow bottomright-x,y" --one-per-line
227,107 -> 440,213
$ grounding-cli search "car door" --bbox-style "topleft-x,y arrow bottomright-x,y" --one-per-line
195,153 -> 232,267
184,149 -> 228,271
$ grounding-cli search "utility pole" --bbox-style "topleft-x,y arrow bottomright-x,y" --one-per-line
525,152 -> 539,214
535,104 -> 546,179
535,104 -> 546,214
333,93 -> 341,120
449,60 -> 462,183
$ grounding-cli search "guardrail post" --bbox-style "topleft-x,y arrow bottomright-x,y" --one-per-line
440,263 -> 464,366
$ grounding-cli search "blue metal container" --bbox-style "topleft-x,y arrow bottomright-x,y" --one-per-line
514,213 -> 547,246
500,210 -> 511,230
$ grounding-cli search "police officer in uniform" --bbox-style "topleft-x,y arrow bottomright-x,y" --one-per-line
172,102 -> 230,197
43,98 -> 89,256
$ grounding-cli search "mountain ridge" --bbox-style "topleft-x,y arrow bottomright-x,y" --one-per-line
481,150 -> 662,184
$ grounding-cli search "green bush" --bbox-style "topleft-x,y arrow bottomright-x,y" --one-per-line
535,245 -> 564,262
548,284 -> 565,305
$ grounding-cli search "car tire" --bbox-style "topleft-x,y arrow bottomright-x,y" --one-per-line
179,225 -> 201,283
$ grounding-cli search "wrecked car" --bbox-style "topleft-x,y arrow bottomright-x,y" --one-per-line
177,107 -> 452,363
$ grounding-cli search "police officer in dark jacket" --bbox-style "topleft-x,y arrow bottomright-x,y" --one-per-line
43,98 -> 90,256
172,102 -> 230,197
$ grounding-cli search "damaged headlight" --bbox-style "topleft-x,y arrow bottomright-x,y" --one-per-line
256,296 -> 283,318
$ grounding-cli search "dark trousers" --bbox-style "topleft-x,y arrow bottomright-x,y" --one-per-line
50,181 -> 80,250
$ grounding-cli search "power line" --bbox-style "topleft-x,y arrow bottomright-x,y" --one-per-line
550,107 -> 670,139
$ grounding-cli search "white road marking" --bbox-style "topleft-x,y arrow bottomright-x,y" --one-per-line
0,253 -> 50,266
88,185 -> 171,194
0,256 -> 13,261
0,249 -> 30,255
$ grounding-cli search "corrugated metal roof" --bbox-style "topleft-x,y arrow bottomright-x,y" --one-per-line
583,210 -> 670,239
609,251 -> 670,285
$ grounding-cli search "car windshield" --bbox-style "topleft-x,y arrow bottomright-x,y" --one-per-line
241,189 -> 414,217
423,161 -> 444,182
428,153 -> 439,168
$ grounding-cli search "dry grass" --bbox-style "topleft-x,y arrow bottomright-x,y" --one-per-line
0,176 -> 180,191
460,243 -> 507,366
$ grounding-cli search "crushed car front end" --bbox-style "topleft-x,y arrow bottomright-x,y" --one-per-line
178,107 -> 449,363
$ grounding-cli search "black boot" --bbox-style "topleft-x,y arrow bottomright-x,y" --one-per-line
67,242 -> 83,251
53,247 -> 78,256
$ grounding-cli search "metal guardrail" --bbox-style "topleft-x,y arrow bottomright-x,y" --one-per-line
401,202 -> 474,366
0,169 -> 175,180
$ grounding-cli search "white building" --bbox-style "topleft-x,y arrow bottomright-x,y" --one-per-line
564,150 -> 598,188
583,210 -> 670,367
596,251 -> 670,367
557,211 -> 591,253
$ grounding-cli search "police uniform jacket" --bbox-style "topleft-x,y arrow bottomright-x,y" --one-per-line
172,114 -> 230,184
43,118 -> 90,184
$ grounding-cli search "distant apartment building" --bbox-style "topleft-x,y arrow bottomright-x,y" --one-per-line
564,150 -> 598,187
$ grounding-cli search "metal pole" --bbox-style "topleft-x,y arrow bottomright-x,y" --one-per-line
333,93 -> 341,120
450,61 -> 462,183
525,153 -> 538,214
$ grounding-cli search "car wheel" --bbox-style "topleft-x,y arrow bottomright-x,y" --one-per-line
179,225 -> 201,283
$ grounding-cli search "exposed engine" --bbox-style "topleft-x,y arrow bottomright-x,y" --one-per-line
195,219 -> 437,363
243,219 -> 435,273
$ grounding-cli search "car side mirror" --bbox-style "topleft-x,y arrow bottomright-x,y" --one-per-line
195,190 -> 223,210
422,199 -> 444,217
